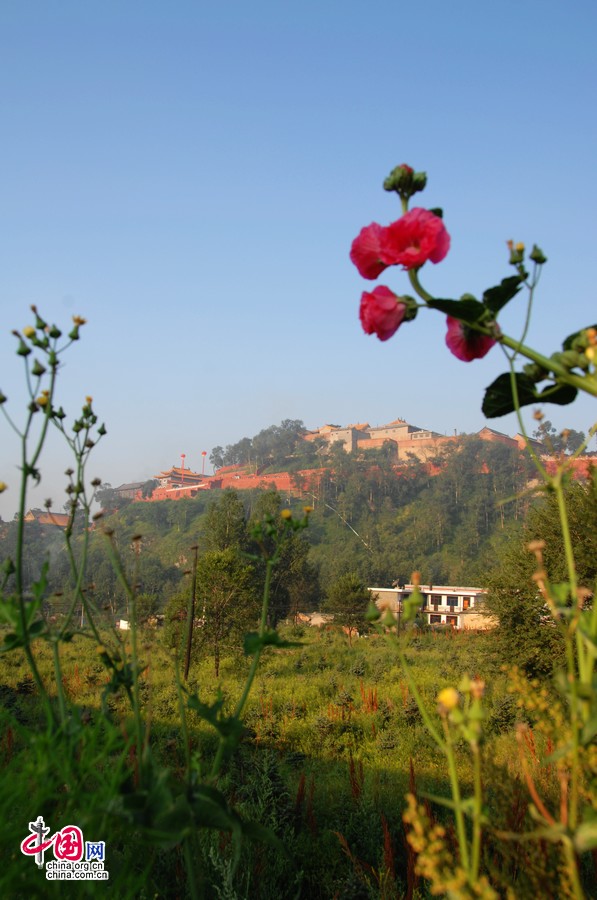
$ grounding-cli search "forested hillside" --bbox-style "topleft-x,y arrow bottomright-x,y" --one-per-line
1,437 -> 541,621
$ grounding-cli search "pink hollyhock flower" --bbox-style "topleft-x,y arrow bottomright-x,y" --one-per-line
445,316 -> 496,361
350,223 -> 388,280
381,207 -> 450,270
359,286 -> 406,341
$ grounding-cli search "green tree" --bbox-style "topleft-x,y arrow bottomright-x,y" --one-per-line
485,479 -> 597,676
247,491 -> 320,623
165,549 -> 258,676
323,572 -> 370,645
533,419 -> 586,454
201,490 -> 247,552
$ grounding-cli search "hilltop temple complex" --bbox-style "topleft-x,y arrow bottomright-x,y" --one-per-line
110,416 -> 593,504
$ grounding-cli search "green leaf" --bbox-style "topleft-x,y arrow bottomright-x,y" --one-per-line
403,587 -> 424,623
551,582 -> 571,604
244,629 -> 301,655
581,715 -> 597,745
427,297 -> 487,324
482,373 -> 538,418
186,694 -> 245,742
482,276 -> 523,315
537,383 -> 577,406
574,818 -> 597,853
1,632 -> 23,652
419,791 -> 457,812
482,372 -> 577,418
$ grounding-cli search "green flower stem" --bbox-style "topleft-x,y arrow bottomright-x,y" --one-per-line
394,638 -> 444,748
408,268 -> 433,303
175,662 -> 192,782
233,557 -> 273,722
183,837 -> 199,900
499,334 -> 597,396
471,742 -> 482,882
442,717 -> 471,876
51,639 -> 69,729
102,534 -> 144,767
507,357 -> 549,479
14,370 -> 58,719
409,268 -> 597,399
562,837 -> 585,900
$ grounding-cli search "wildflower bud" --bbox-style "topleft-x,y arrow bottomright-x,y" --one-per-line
470,679 -> 485,700
54,407 -> 67,420
16,340 -> 31,356
0,391 -> 7,404
558,350 -> 585,370
0,481 -> 7,493
31,307 -> 46,329
44,498 -> 53,509
36,394 -> 49,408
91,477 -> 102,487
529,244 -> 547,264
383,164 -> 427,199
31,359 -> 46,377
23,326 -> 36,338
65,468 -> 74,477
401,295 -> 419,322
523,362 -> 548,383
48,325 -> 62,339
507,240 -> 524,265
97,424 -> 107,436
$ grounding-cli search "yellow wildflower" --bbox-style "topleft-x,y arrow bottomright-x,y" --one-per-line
281,509 -> 292,519
437,687 -> 459,711
23,326 -> 36,338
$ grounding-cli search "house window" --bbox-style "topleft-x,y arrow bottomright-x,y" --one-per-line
462,597 -> 470,610
430,593 -> 442,610
430,614 -> 442,624
447,597 -> 457,608
447,615 -> 458,627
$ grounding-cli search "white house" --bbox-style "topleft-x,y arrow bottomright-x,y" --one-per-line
368,583 -> 494,630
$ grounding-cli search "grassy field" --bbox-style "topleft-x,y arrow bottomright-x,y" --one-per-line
1,621 -> 580,898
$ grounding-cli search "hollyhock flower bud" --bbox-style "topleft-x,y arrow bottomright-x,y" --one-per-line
350,223 -> 388,279
445,316 -> 496,361
381,208 -> 450,271
359,286 -> 407,341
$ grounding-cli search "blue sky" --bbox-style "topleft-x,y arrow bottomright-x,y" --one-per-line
1,0 -> 596,519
